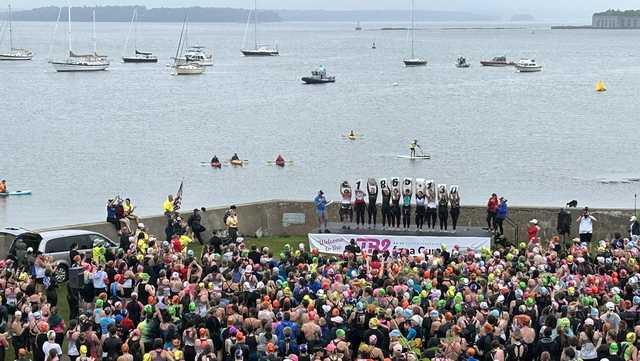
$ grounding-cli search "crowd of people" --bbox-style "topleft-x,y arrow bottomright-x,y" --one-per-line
5,194 -> 640,361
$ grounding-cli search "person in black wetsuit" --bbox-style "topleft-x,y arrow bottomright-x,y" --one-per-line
438,185 -> 449,230
381,185 -> 392,230
231,153 -> 239,161
367,179 -> 378,229
415,190 -> 426,230
354,188 -> 366,230
210,156 -> 220,164
450,187 -> 461,231
391,188 -> 401,228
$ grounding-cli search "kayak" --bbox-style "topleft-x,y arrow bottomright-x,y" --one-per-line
0,190 -> 32,196
230,159 -> 243,166
396,155 -> 431,160
275,159 -> 286,167
211,162 -> 222,169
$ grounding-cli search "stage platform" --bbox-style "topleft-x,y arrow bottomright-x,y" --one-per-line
308,223 -> 491,254
321,222 -> 490,238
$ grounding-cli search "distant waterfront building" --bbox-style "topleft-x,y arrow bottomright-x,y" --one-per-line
592,9 -> 640,28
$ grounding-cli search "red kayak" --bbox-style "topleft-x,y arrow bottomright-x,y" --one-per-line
211,162 -> 222,168
274,155 -> 286,167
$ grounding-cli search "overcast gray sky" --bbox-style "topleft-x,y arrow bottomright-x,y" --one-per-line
15,0 -> 640,19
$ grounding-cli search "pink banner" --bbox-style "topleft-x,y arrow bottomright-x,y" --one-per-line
308,233 -> 490,255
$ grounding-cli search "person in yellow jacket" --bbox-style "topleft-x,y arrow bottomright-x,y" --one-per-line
226,209 -> 239,243
163,195 -> 174,214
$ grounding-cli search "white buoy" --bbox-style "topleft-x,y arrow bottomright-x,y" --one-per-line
393,82 -> 399,86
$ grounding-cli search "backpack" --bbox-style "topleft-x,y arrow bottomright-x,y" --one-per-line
508,343 -> 527,361
461,319 -> 477,345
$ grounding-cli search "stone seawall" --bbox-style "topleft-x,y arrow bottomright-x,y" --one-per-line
37,200 -> 636,245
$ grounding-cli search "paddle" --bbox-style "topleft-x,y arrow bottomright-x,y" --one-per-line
266,160 -> 294,165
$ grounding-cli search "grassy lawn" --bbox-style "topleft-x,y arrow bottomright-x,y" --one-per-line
8,236 -> 306,360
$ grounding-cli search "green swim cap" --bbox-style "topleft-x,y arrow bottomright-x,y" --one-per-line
519,281 -> 526,290
454,303 -> 462,313
95,299 -> 103,308
144,305 -> 153,314
610,342 -> 619,354
526,297 -> 535,306
336,329 -> 345,337
437,299 -> 446,308
189,302 -> 196,312
614,295 -> 622,304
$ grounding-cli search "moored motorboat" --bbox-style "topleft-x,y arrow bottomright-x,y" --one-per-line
301,66 -> 335,84
480,56 -> 514,67
514,58 -> 542,72
174,63 -> 205,75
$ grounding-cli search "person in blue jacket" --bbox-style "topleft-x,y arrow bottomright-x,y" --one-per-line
496,197 -> 508,235
314,190 -> 328,233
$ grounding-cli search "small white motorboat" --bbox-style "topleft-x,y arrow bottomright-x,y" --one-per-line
514,58 -> 542,72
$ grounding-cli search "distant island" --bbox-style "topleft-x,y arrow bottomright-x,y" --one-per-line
276,10 -> 498,22
1,6 -> 282,23
510,14 -> 534,21
552,8 -> 640,29
1,6 -> 501,23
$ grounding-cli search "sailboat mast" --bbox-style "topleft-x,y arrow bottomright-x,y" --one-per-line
8,1 -> 13,50
253,0 -> 258,49
92,6 -> 96,53
67,1 -> 71,54
123,7 -> 134,56
410,0 -> 415,59
174,16 -> 186,64
133,8 -> 137,50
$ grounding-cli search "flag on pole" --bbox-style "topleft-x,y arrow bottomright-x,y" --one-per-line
174,180 -> 184,211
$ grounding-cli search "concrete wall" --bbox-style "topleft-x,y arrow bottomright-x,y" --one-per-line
38,200 -> 636,244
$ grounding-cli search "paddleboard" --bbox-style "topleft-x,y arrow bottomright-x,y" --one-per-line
0,190 -> 32,196
396,155 -> 431,160
342,133 -> 364,140
415,178 -> 426,196
402,177 -> 413,197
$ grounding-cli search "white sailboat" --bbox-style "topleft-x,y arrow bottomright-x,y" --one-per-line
403,0 -> 427,67
171,16 -> 204,75
241,0 -> 278,56
50,3 -> 109,72
122,8 -> 157,63
0,0 -> 33,60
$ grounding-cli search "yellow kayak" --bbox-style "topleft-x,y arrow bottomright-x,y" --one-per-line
230,159 -> 243,166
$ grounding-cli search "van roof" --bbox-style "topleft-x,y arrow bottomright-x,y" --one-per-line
19,229 -> 103,240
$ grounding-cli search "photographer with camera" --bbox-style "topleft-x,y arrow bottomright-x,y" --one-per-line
576,206 -> 597,243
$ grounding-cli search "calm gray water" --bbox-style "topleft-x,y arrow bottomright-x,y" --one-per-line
2,20 -> 640,229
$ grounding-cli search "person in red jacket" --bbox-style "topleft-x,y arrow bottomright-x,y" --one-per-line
486,193 -> 499,231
